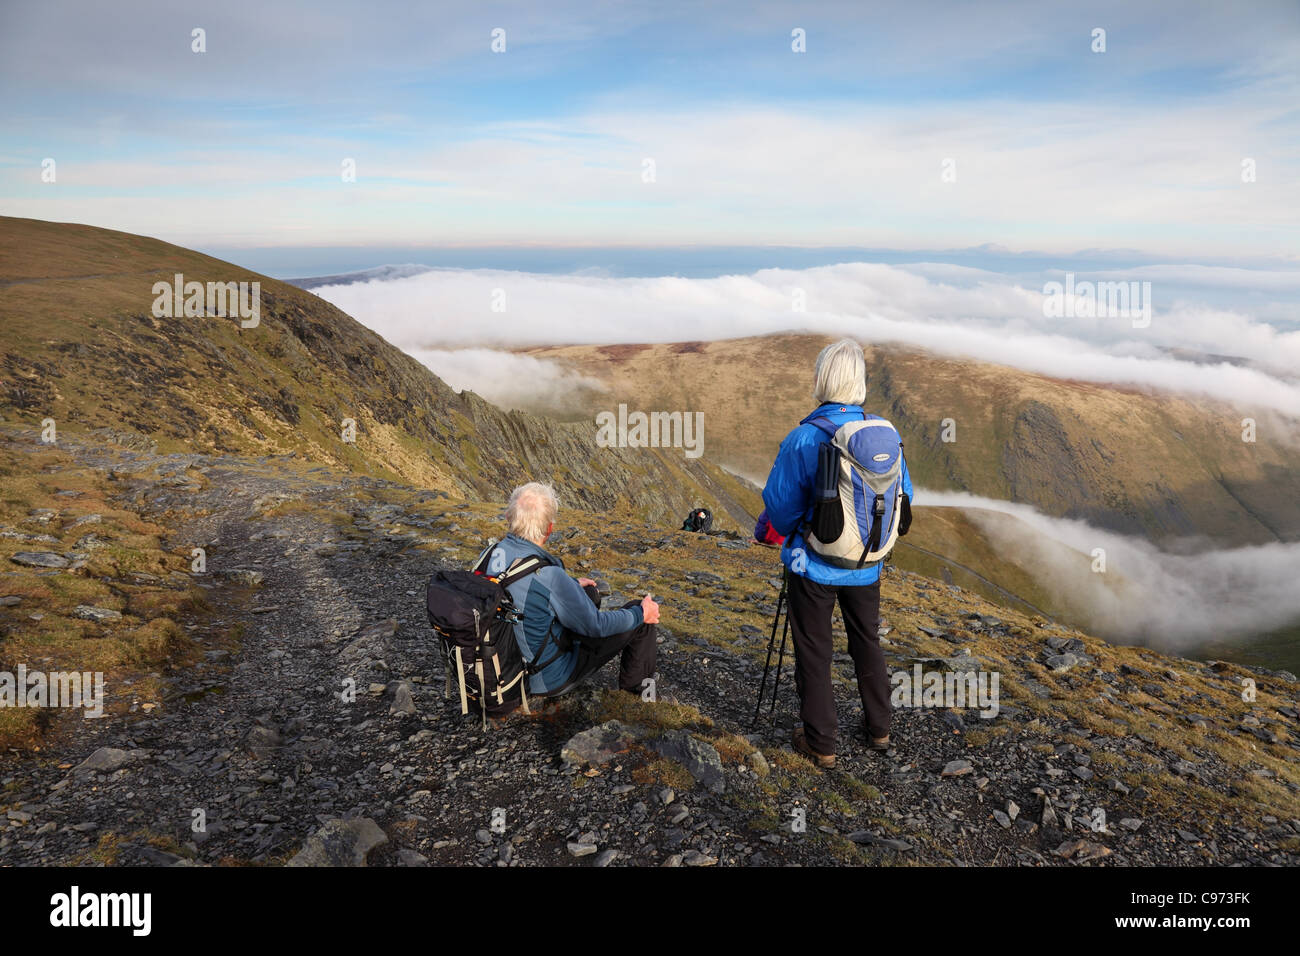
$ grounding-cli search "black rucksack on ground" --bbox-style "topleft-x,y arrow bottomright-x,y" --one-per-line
681,507 -> 713,533
425,547 -> 558,729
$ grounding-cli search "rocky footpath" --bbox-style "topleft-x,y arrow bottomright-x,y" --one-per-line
1,431 -> 1298,867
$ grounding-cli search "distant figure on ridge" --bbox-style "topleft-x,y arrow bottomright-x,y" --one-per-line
681,507 -> 713,533
761,339 -> 913,768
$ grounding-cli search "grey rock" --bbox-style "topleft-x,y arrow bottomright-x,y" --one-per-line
74,747 -> 134,774
10,551 -> 69,569
560,721 -> 638,769
74,604 -> 122,622
566,842 -> 597,858
287,818 -> 388,867
651,731 -> 725,793
681,849 -> 717,866
1045,653 -> 1079,673
389,681 -> 417,716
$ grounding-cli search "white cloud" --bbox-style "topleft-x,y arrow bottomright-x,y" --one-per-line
314,261 -> 1300,416
408,347 -> 605,413
916,489 -> 1300,650
6,96 -> 1297,253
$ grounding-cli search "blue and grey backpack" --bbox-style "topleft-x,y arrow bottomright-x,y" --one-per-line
802,409 -> 907,568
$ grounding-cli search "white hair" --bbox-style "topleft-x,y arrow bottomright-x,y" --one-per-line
506,482 -> 558,542
812,338 -> 867,406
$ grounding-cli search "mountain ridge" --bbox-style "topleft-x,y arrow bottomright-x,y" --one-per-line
0,216 -> 759,530
521,332 -> 1300,547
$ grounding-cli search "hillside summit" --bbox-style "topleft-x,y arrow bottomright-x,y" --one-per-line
0,426 -> 1296,867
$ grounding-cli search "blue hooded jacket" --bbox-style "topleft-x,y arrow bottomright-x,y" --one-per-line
481,533 -> 644,694
762,403 -> 913,586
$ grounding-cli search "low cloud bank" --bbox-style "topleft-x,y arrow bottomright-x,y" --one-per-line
918,489 -> 1300,651
408,348 -> 606,414
315,261 -> 1300,417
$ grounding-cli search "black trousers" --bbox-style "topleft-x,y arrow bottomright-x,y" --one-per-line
786,573 -> 891,754
547,585 -> 657,697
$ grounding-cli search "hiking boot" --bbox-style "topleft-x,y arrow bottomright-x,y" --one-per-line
861,721 -> 891,751
792,726 -> 836,769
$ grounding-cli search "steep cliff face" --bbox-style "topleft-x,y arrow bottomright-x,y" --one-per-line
0,217 -> 759,529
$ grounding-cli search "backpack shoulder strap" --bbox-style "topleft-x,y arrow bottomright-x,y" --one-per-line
472,540 -> 498,575
472,541 -> 553,585
804,416 -> 838,438
799,407 -> 868,439
496,554 -> 550,589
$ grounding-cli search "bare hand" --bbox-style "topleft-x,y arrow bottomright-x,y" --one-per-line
641,593 -> 660,625
577,577 -> 597,588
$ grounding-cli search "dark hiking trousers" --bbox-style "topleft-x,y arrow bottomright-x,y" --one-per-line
786,573 -> 890,755
546,585 -> 657,697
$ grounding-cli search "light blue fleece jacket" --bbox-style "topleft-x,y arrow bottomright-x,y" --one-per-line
483,533 -> 644,694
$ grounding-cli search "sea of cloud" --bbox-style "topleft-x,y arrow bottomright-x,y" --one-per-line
918,489 -> 1300,651
313,260 -> 1300,417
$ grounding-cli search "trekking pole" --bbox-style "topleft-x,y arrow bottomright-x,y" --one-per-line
769,590 -> 792,722
751,567 -> 788,730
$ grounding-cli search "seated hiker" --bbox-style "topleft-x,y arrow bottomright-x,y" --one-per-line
481,482 -> 660,699
753,508 -> 785,547
681,507 -> 713,533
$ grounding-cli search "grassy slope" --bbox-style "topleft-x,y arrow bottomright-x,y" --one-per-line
0,216 -> 759,529
395,490 -> 1300,849
0,439 -> 207,746
522,333 -> 1300,546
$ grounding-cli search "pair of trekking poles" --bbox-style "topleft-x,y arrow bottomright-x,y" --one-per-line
751,567 -> 791,730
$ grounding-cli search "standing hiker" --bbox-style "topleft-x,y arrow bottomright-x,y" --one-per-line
761,339 -> 913,768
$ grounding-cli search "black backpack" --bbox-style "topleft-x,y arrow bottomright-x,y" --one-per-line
425,547 -> 561,729
681,507 -> 713,533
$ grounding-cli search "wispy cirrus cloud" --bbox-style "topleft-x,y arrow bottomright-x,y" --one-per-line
1,0 -> 1296,255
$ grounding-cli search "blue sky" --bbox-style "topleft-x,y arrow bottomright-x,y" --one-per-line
1,0 -> 1297,263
